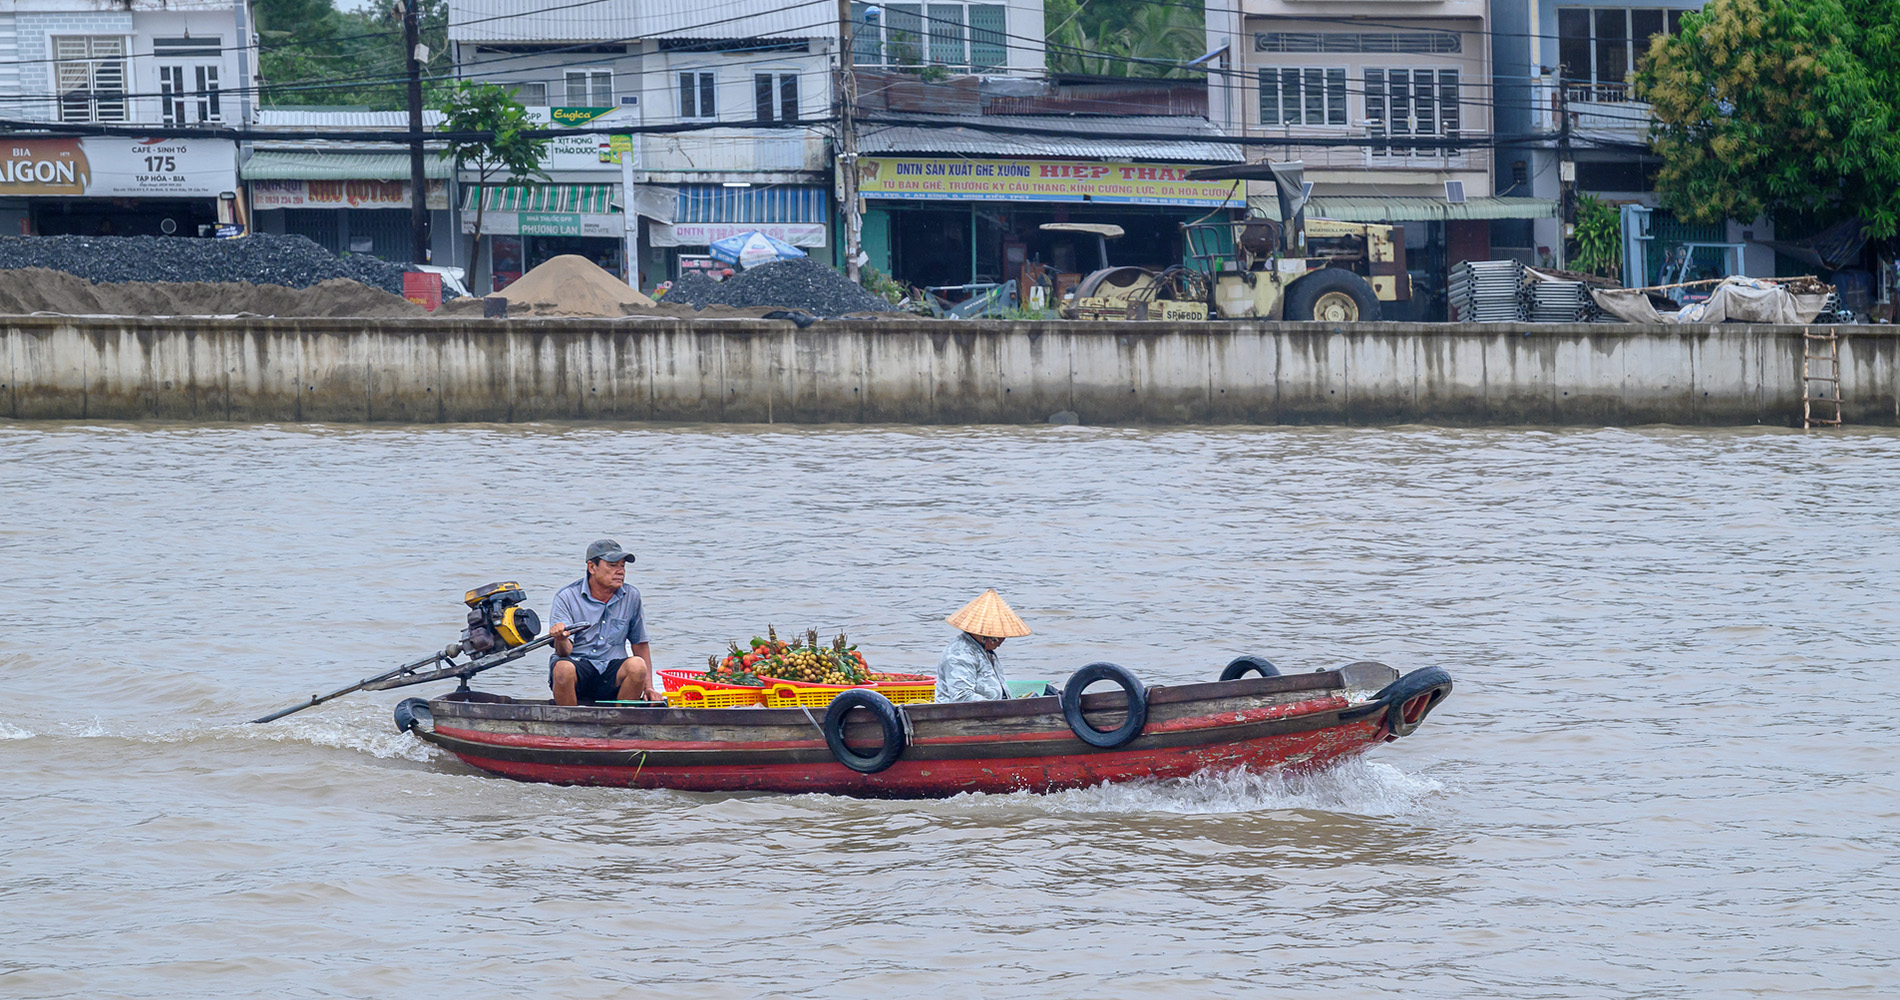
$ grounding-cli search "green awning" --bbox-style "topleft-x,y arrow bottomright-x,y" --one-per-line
1249,195 -> 1558,222
463,184 -> 617,214
242,151 -> 453,181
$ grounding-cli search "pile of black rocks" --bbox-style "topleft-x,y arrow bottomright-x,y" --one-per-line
0,233 -> 419,297
666,257 -> 897,317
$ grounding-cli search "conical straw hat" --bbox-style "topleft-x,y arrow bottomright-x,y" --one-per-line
946,589 -> 1032,638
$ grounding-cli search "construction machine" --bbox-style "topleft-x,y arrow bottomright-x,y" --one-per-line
1063,162 -> 1411,322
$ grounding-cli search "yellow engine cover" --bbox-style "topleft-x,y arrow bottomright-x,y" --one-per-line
496,606 -> 534,647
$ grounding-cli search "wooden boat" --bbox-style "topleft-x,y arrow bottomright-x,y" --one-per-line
396,659 -> 1453,798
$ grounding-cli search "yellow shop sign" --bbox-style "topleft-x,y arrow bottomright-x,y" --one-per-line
855,157 -> 1239,206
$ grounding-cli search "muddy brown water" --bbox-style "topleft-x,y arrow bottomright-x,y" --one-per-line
2,422 -> 1895,998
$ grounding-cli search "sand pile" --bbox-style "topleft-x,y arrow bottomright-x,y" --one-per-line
0,267 -> 427,317
489,254 -> 655,316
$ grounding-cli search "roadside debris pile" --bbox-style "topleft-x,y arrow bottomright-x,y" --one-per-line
483,254 -> 655,317
663,257 -> 898,317
0,267 -> 428,317
0,234 -> 419,296
1592,276 -> 1834,325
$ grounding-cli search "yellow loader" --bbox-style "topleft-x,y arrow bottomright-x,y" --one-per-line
1067,161 -> 1411,322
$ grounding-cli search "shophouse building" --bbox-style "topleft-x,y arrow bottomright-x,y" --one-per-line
448,0 -> 1239,295
446,0 -> 880,291
1206,0 -> 1553,317
0,0 -> 255,237
846,7 -> 1241,295
241,110 -> 458,267
1490,1 -> 1779,286
853,78 -> 1241,293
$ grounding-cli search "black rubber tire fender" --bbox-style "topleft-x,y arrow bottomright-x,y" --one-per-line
823,689 -> 910,774
1372,666 -> 1454,738
1061,662 -> 1150,749
1285,268 -> 1382,322
1220,654 -> 1281,681
393,697 -> 432,734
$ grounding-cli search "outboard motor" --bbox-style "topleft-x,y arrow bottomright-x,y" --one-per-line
459,581 -> 540,657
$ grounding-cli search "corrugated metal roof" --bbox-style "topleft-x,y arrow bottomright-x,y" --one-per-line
242,151 -> 455,181
1250,194 -> 1559,222
642,0 -> 830,38
255,110 -> 447,129
857,115 -> 1242,162
448,0 -> 827,42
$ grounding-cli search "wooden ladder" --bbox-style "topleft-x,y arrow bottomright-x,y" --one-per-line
1802,328 -> 1843,428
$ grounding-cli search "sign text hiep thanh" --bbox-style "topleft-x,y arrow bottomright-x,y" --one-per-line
855,157 -> 1239,206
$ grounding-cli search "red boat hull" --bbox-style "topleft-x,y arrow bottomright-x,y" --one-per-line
434,716 -> 1387,795
409,665 -> 1448,798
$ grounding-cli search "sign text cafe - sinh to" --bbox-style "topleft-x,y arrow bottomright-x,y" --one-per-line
854,156 -> 1241,290
0,136 -> 240,237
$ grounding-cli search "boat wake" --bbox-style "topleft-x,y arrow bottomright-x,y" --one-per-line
0,707 -> 439,763
1019,758 -> 1446,818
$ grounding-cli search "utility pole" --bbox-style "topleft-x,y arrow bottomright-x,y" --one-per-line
1555,66 -> 1573,271
836,0 -> 862,283
404,0 -> 430,264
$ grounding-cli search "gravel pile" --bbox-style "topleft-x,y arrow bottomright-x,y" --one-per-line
666,257 -> 897,317
0,234 -> 421,297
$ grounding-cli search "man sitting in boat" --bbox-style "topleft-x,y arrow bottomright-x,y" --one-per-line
548,539 -> 659,706
935,589 -> 1032,702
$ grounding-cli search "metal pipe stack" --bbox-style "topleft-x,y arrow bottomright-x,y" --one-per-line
1523,278 -> 1597,323
1448,260 -> 1525,322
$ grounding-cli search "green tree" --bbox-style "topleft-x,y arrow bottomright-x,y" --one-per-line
1633,0 -> 1900,237
1047,0 -> 1205,79
255,0 -> 450,110
434,81 -> 550,266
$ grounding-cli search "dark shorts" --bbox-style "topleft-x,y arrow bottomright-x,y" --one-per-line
551,657 -> 632,703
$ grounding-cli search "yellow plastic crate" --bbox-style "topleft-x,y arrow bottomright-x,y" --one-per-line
665,683 -> 763,709
759,675 -> 937,708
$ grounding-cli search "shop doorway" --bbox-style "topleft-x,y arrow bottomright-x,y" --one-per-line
889,207 -> 971,289
528,235 -> 624,279
32,199 -> 218,238
882,203 -> 1207,291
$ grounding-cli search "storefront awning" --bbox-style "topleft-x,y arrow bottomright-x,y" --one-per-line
464,184 -> 618,214
653,184 -> 828,248
1249,195 -> 1558,222
243,151 -> 453,181
674,185 -> 826,224
461,184 -> 622,238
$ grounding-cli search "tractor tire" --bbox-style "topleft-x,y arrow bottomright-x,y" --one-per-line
1286,269 -> 1381,323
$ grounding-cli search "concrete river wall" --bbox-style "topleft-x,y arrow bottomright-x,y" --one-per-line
3,316 -> 1896,426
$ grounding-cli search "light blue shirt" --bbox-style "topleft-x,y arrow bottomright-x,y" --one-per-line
548,578 -> 646,665
935,632 -> 1008,702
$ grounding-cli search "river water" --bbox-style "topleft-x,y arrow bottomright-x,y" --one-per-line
2,422 -> 1895,998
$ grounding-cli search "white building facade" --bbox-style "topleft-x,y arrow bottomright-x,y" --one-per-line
1207,0 -> 1553,317
0,0 -> 255,237
1491,0 -> 1777,284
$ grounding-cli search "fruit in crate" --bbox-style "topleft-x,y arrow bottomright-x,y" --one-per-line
696,651 -> 764,687
741,626 -> 872,685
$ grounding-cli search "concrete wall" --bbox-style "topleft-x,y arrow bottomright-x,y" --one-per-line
3,317 -> 1896,426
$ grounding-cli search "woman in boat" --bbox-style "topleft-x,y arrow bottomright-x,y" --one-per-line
935,589 -> 1032,702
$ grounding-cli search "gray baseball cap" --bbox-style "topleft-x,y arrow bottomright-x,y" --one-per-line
585,538 -> 634,564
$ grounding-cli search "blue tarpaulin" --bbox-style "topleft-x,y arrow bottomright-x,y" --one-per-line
709,230 -> 808,268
